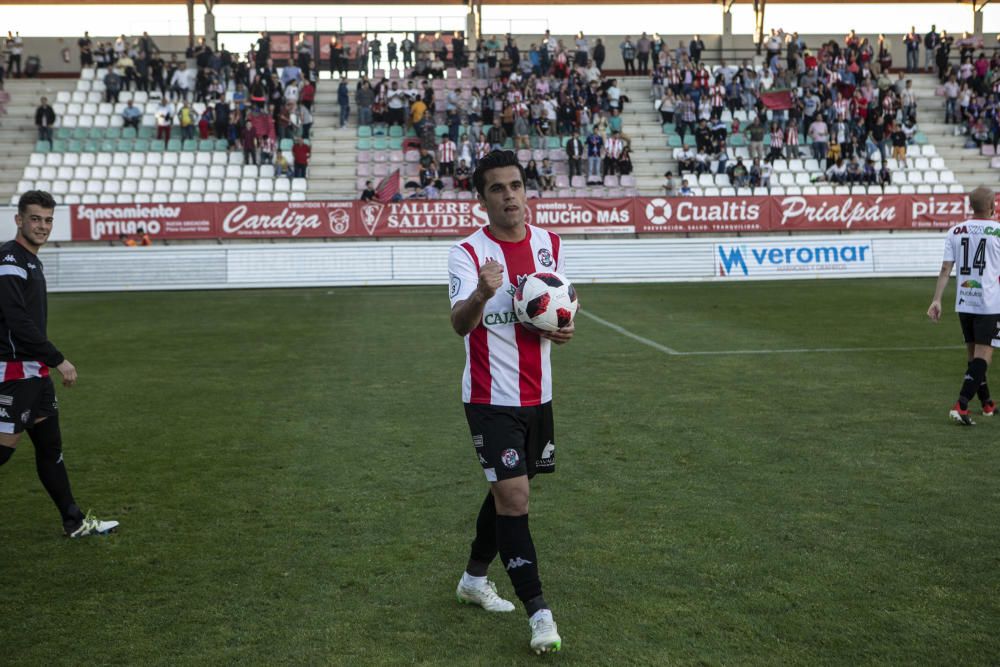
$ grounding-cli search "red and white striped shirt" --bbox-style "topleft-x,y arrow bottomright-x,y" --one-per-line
785,125 -> 799,146
476,141 -> 490,159
770,130 -> 784,149
448,225 -> 564,407
710,84 -> 726,107
0,361 -> 49,381
438,139 -> 456,163
605,136 -> 624,159
834,98 -> 850,120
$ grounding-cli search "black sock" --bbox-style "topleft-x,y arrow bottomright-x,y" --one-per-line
978,374 -> 992,405
496,513 -> 546,615
0,445 -> 12,466
959,358 -> 989,409
28,417 -> 81,525
467,491 -> 497,576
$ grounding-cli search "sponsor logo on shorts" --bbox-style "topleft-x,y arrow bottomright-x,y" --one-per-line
20,410 -> 29,424
536,441 -> 555,467
0,395 -> 12,406
0,408 -> 9,418
500,448 -> 520,469
484,467 -> 497,482
472,434 -> 484,448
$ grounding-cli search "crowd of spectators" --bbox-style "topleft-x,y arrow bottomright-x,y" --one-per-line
654,29 -> 927,188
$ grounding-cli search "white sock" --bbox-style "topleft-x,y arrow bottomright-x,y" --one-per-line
461,572 -> 487,587
529,608 -> 553,624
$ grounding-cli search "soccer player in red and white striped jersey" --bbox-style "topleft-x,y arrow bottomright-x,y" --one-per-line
438,136 -> 457,176
0,191 -> 118,538
448,150 -> 572,655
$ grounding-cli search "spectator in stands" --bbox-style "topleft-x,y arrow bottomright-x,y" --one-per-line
679,179 -> 693,196
439,135 -> 457,176
565,130 -> 584,178
524,159 -> 541,191
155,100 -> 174,142
78,31 -> 93,68
259,135 -> 275,165
808,116 -> 829,162
663,171 -> 676,196
513,111 -> 531,150
593,38 -> 605,71
586,128 -> 603,184
241,121 -> 258,165
745,117 -> 765,161
292,136 -> 311,178
179,102 -> 196,142
455,159 -> 472,190
540,158 -> 555,191
729,157 -> 749,186
861,159 -> 877,185
487,123 -> 506,151
6,32 -> 22,78
361,180 -> 377,201
637,33 -> 652,75
943,74 -> 959,123
410,93 -> 429,133
620,37 -> 636,76
171,62 -> 192,101
904,26 -> 920,73
337,78 -> 350,128
401,34 -> 415,69
603,130 -> 624,176
103,67 -> 122,104
890,122 -> 908,162
689,34 -> 705,64
121,100 -> 141,130
845,157 -> 862,183
825,158 -> 848,184
676,143 -> 695,174
34,97 -> 55,148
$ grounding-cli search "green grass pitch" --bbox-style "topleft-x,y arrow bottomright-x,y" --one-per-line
2,278 -> 999,665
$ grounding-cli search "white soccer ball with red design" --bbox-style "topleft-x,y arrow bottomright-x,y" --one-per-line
513,272 -> 578,333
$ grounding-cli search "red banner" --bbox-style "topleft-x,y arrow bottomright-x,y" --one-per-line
759,90 -> 795,111
68,195 -> 978,242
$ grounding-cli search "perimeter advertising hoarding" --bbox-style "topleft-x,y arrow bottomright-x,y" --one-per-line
67,195 -> 980,242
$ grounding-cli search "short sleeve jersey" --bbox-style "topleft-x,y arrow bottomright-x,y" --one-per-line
448,224 -> 564,407
943,218 -> 1000,314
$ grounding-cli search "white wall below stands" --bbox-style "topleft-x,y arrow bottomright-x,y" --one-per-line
38,233 -> 947,293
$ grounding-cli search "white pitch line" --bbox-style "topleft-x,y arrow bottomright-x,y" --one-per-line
580,310 -> 964,357
578,310 -> 681,355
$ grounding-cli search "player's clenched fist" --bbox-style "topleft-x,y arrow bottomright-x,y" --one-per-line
476,259 -> 505,299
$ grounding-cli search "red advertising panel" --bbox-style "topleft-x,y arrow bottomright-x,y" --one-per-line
632,196 -> 773,233
530,198 -> 634,233
69,195 -> 974,242
769,194 -> 905,231
71,203 -> 216,241
269,34 -> 292,60
217,201 -> 356,239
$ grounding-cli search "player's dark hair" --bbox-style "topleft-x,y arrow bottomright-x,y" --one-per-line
18,190 -> 56,216
473,150 -> 526,198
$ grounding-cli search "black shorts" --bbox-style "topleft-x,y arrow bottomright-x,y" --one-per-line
958,312 -> 1000,346
464,402 -> 555,482
0,376 -> 58,435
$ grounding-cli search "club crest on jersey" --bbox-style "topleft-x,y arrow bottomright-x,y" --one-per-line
537,248 -> 553,267
500,448 -> 520,469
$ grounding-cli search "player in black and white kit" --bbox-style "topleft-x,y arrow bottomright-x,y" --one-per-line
928,187 -> 1000,425
0,191 -> 118,536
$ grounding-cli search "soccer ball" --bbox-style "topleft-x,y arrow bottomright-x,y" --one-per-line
513,272 -> 578,333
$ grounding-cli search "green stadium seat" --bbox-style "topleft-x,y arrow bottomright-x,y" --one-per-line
388,137 -> 403,150
357,138 -> 371,150
138,126 -> 154,139
67,140 -> 83,153
729,134 -> 746,147
134,139 -> 150,152
358,125 -> 372,138
198,140 -> 215,151
215,139 -> 229,151
51,139 -> 67,152
166,139 -> 182,151
120,127 -> 136,139
389,125 -> 403,138
106,127 -> 123,140
502,139 -> 513,149
55,128 -> 71,140
914,132 -> 927,145
149,139 -> 165,152
34,140 -> 50,153
763,134 -> 771,146
662,123 -> 675,135
182,139 -> 198,151
116,139 -> 133,152
279,138 -> 293,151
547,136 -> 562,149
72,128 -> 88,140
435,124 -> 448,137
100,140 -> 116,152
406,127 -> 417,137
89,128 -> 105,140
83,140 -> 99,153
667,135 -> 682,148
372,137 -> 388,150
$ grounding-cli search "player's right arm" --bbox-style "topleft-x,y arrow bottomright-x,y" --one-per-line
0,265 -> 65,367
927,260 -> 954,322
449,247 -> 504,336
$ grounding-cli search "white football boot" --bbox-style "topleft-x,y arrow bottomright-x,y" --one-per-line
456,576 -> 516,612
528,609 -> 562,654
66,511 -> 119,538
